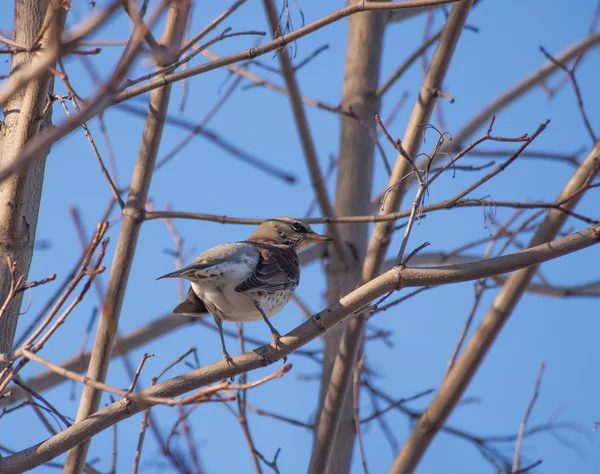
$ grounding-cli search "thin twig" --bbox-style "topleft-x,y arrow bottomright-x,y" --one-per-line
118,103 -> 297,183
353,355 -> 369,474
539,46 -> 597,143
116,1 -> 465,103
127,353 -> 154,393
0,224 -> 109,394
181,0 -> 248,53
361,388 -> 434,424
11,378 -> 71,428
512,364 -> 546,473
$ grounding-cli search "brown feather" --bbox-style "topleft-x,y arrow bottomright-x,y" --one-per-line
173,287 -> 208,314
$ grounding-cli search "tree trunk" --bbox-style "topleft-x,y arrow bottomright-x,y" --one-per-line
312,3 -> 386,472
0,0 -> 66,364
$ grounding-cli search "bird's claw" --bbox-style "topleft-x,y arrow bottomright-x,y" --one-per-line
223,352 -> 235,381
271,332 -> 287,363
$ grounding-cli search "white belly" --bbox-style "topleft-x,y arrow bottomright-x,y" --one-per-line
192,283 -> 290,322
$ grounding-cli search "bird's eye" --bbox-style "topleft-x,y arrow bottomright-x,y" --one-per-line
292,222 -> 305,232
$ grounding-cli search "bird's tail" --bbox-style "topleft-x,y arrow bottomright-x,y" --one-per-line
173,287 -> 208,315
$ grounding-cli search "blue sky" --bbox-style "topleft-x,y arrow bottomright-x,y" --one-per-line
1,0 -> 600,473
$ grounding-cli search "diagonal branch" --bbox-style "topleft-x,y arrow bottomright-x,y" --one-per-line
62,3 -> 190,473
3,257 -> 597,408
0,1 -> 121,107
367,29 -> 600,215
114,0 -> 466,104
387,139 -> 600,472
0,0 -> 171,186
451,32 -> 600,148
512,364 -> 546,473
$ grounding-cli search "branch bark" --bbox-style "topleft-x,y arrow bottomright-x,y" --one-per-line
0,0 -> 67,369
3,254 -> 597,408
62,3 -> 189,472
388,140 -> 600,473
0,1 -> 120,107
114,0 -> 464,104
1,223 -> 599,473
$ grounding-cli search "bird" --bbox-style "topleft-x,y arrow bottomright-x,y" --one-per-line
157,217 -> 332,364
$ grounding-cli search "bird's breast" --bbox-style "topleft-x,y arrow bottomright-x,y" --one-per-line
192,284 -> 293,322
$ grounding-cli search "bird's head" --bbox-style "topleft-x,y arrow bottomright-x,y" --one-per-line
249,217 -> 333,251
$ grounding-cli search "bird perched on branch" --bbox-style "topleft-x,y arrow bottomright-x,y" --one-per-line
158,217 -> 332,364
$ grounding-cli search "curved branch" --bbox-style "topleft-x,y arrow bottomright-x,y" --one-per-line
114,0 -> 464,104
0,1 -> 463,189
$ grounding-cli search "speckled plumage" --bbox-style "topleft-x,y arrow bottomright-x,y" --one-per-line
158,217 -> 332,362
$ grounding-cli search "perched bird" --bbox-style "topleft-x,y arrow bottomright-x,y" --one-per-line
158,217 -> 332,363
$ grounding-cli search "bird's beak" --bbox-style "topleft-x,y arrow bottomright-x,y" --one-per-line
308,232 -> 333,243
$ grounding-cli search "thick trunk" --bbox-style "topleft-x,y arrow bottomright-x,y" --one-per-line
314,1 -> 474,472
312,3 -> 386,473
0,0 -> 66,363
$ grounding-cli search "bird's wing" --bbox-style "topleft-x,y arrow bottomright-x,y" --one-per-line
157,243 -> 259,282
172,287 -> 208,314
234,242 -> 299,293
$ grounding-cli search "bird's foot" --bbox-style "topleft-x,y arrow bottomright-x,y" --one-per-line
222,351 -> 235,381
223,351 -> 234,365
271,332 -> 287,364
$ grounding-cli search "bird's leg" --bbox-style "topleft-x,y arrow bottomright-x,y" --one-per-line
253,301 -> 287,363
213,314 -> 234,367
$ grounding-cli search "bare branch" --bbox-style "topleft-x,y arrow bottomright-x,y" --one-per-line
353,356 -> 369,474
181,0 -> 249,53
115,1 -> 467,104
451,31 -> 600,148
377,30 -> 443,97
0,0 -> 68,370
513,364 -> 546,473
0,0 -> 171,187
0,1 -> 119,106
539,46 -> 597,143
117,103 -> 297,183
